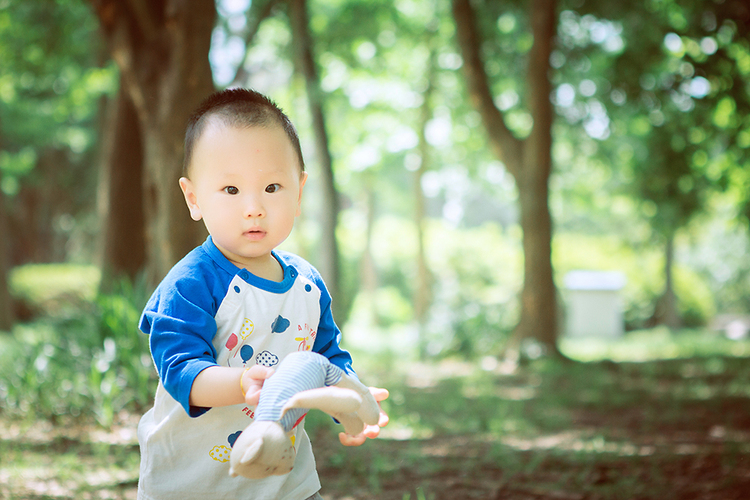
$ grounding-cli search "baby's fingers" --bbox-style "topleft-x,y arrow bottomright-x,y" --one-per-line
338,431 -> 367,447
241,365 -> 275,405
247,365 -> 275,381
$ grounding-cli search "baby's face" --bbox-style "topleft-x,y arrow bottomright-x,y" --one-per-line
180,122 -> 307,272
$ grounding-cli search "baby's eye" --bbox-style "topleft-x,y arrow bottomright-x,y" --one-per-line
265,183 -> 281,194
224,186 -> 239,195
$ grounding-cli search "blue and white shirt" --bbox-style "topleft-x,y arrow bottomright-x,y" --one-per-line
136,236 -> 353,500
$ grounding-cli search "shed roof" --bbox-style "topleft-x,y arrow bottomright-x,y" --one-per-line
564,270 -> 626,291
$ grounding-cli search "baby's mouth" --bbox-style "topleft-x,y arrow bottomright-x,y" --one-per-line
244,228 -> 266,240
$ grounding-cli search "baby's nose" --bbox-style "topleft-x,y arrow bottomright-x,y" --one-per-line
244,196 -> 266,218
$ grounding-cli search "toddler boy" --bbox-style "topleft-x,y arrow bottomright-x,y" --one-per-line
137,88 -> 387,500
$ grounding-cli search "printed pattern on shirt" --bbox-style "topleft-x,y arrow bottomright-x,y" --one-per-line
254,352 -> 345,432
207,271 -> 323,464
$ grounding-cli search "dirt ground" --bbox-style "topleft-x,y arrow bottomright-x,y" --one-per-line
313,412 -> 750,500
313,357 -> 750,500
2,357 -> 750,500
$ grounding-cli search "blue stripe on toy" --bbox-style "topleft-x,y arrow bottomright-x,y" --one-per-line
254,351 -> 344,432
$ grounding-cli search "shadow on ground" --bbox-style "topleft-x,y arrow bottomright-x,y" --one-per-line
2,355 -> 750,499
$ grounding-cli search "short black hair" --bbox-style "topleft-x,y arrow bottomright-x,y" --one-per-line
183,88 -> 305,176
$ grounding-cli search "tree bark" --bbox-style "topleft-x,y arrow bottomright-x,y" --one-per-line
657,232 -> 681,330
360,181 -> 379,324
0,113 -> 13,331
97,84 -> 146,288
0,177 -> 13,332
90,0 -> 214,282
452,0 -> 560,357
414,49 -> 437,360
515,0 -> 558,351
288,0 -> 342,306
14,149 -> 68,263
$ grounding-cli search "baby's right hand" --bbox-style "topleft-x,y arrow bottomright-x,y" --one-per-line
339,387 -> 390,446
241,365 -> 275,406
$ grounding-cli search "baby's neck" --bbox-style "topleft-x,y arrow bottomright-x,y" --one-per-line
234,255 -> 284,283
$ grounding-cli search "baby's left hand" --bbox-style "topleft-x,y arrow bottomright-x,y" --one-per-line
338,387 -> 390,446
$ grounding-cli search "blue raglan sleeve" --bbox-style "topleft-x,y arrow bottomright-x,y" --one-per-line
139,252 -> 226,417
305,266 -> 355,376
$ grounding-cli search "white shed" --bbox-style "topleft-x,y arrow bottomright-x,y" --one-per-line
564,270 -> 626,338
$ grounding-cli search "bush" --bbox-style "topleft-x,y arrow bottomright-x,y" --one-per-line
0,265 -> 156,427
421,221 -> 522,358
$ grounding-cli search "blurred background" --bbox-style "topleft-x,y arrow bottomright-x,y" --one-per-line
2,0 -> 750,498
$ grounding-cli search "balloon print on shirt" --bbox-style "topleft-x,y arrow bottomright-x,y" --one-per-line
239,344 -> 254,364
271,315 -> 291,334
209,431 -> 243,463
225,318 -> 255,360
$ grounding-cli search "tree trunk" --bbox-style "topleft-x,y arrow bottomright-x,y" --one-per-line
514,170 -> 557,349
97,84 -> 146,288
414,49 -> 437,360
14,149 -> 69,263
452,0 -> 560,358
657,231 -> 681,330
288,0 -> 342,306
513,0 -> 558,351
0,113 -> 12,331
90,0 -> 214,282
0,178 -> 13,332
360,181 -> 379,324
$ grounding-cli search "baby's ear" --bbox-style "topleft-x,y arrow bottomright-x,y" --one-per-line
296,171 -> 308,217
179,177 -> 203,221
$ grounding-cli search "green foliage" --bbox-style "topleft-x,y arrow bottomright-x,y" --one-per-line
0,0 -> 116,197
339,218 -> 524,359
560,0 -> 750,235
402,487 -> 434,500
555,233 -> 716,329
1,265 -> 155,427
341,220 -> 722,362
681,213 -> 750,314
421,221 -> 521,357
3,262 -> 750,498
95,275 -> 156,424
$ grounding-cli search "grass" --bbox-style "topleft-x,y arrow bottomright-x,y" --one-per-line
308,330 -> 750,499
0,416 -> 140,499
560,326 -> 750,361
8,264 -> 100,312
2,264 -> 750,499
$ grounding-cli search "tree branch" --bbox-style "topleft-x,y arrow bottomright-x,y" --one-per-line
451,0 -> 523,175
288,0 -> 341,301
229,0 -> 283,86
88,0 -> 150,115
526,0 -> 556,180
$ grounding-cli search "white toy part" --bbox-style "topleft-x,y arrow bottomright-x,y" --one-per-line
230,421 -> 296,478
229,351 -> 380,479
